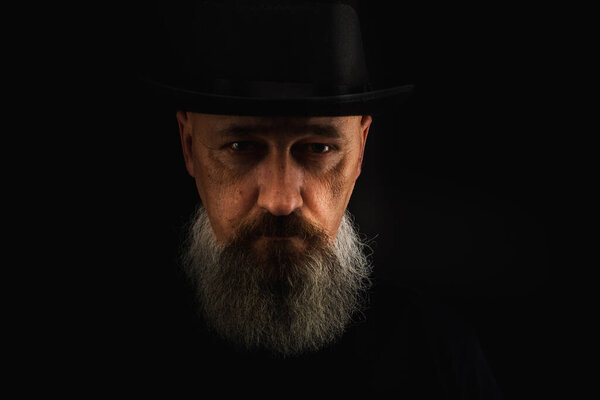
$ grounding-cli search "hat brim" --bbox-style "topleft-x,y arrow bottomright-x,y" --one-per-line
141,77 -> 415,117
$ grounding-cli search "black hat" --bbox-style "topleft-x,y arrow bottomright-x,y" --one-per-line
141,0 -> 414,116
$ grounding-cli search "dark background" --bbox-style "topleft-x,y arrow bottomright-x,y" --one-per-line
49,0 -> 576,397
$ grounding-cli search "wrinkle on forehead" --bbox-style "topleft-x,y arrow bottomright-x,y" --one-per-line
189,113 -> 362,139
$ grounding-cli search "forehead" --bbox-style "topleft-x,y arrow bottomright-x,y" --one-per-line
188,113 -> 360,139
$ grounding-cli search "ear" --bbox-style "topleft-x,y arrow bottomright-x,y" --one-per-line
176,111 -> 197,177
356,115 -> 372,179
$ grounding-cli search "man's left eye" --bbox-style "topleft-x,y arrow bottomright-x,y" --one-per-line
308,143 -> 331,154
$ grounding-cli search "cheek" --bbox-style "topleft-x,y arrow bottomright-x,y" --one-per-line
193,151 -> 255,240
195,148 -> 249,195
316,155 -> 354,201
305,156 -> 357,235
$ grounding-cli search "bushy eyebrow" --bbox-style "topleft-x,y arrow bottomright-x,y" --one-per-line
217,123 -> 342,139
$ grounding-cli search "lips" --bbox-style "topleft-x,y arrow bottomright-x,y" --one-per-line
262,234 -> 297,239
234,212 -> 328,249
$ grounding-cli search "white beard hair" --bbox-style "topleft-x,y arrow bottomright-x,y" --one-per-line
181,205 -> 373,357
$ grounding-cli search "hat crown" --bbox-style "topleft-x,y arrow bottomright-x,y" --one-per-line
168,0 -> 370,97
142,0 -> 414,116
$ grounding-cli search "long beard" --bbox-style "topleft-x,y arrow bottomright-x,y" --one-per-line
180,205 -> 372,357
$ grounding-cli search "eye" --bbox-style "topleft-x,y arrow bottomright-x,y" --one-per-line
229,141 -> 256,152
308,143 -> 331,154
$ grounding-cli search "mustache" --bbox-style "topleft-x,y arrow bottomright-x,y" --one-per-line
232,212 -> 328,243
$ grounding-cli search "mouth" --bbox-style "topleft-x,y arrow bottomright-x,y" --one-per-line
253,235 -> 306,249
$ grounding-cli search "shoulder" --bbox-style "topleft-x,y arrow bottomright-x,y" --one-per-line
368,281 -> 484,349
363,282 -> 504,399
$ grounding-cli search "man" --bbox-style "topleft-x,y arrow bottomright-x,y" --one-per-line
176,112 -> 374,357
136,0 -> 503,397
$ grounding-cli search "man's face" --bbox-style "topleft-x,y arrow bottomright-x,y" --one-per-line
176,112 -> 372,247
177,112 -> 373,355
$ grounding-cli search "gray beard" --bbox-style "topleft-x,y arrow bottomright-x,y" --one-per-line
180,205 -> 373,357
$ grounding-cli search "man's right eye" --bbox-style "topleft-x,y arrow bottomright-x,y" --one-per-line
229,141 -> 255,152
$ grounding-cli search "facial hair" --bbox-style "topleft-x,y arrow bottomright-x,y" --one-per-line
180,205 -> 373,357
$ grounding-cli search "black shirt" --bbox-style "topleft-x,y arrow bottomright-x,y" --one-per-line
111,278 -> 503,398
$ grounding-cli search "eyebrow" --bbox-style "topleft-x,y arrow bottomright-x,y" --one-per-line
217,123 -> 342,139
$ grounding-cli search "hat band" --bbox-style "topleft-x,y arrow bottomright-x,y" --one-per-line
206,78 -> 371,99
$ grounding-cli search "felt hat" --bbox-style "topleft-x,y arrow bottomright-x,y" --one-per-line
141,0 -> 414,116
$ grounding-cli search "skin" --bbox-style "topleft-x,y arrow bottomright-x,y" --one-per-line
176,112 -> 372,247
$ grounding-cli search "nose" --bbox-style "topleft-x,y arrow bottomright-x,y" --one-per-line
256,152 -> 303,216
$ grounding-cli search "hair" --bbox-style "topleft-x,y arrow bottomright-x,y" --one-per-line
180,204 -> 373,357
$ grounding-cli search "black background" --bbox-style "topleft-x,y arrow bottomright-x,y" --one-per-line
38,0 -> 579,397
